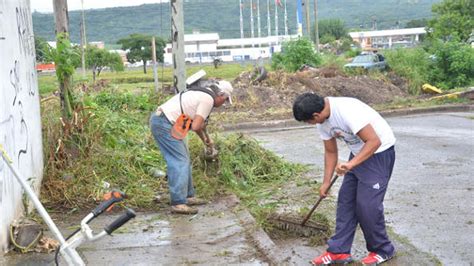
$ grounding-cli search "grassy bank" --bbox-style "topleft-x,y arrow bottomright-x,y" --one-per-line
40,73 -> 307,228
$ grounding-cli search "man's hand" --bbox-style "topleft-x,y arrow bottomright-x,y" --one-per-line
336,162 -> 354,176
205,138 -> 214,148
319,182 -> 331,198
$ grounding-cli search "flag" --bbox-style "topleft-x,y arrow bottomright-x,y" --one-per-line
275,0 -> 283,7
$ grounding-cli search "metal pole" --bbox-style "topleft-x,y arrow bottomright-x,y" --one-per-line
171,0 -> 186,92
152,37 -> 159,93
257,0 -> 261,46
313,0 -> 319,52
80,21 -> 86,78
250,0 -> 255,47
267,0 -> 271,47
304,0 -> 311,37
240,0 -> 244,47
267,0 -> 271,37
284,0 -> 288,36
80,0 -> 86,78
274,0 -> 279,38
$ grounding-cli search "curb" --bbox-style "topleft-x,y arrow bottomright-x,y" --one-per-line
227,194 -> 290,265
222,104 -> 474,133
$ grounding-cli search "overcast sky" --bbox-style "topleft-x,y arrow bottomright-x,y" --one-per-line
30,0 -> 168,13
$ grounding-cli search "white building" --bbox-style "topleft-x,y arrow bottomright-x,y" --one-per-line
163,32 -> 296,65
349,27 -> 427,49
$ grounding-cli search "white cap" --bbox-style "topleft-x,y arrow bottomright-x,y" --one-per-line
216,80 -> 233,104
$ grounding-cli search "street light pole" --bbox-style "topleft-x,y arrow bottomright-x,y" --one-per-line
81,0 -> 86,78
313,0 -> 319,52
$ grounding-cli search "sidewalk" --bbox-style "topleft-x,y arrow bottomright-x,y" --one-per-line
1,195 -> 268,265
1,195 -> 439,266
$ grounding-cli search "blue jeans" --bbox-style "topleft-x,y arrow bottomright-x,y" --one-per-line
149,112 -> 195,205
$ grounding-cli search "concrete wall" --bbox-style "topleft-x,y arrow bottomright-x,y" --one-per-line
0,0 -> 44,253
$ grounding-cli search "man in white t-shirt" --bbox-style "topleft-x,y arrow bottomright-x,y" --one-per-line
292,93 -> 396,265
149,80 -> 233,215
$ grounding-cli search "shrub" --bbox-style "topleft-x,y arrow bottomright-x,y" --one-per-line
384,48 -> 431,94
428,40 -> 474,89
271,38 -> 322,72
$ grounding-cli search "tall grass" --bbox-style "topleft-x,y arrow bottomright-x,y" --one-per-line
384,48 -> 431,94
40,77 -> 305,214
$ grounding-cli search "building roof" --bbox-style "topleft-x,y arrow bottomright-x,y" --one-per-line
184,33 -> 220,42
349,27 -> 426,38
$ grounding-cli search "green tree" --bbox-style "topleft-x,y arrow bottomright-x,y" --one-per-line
34,36 -> 53,63
271,38 -> 322,72
427,0 -> 474,42
428,40 -> 474,89
117,34 -> 166,74
86,46 -> 124,82
52,33 -> 77,119
314,19 -> 348,42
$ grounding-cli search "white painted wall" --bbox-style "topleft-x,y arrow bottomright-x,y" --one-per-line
0,0 -> 44,253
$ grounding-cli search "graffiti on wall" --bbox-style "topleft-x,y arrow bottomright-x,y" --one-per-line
0,0 -> 43,253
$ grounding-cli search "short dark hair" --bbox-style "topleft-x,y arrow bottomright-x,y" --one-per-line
293,93 -> 325,121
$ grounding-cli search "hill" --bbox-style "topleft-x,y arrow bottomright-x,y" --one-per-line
32,0 -> 439,45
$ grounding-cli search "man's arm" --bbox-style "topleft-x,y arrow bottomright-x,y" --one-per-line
320,138 -> 338,197
337,124 -> 381,175
193,116 -> 213,146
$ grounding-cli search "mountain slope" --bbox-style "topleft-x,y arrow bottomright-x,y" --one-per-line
32,0 -> 438,45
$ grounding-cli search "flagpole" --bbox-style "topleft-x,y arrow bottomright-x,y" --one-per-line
240,0 -> 244,48
284,0 -> 288,36
250,0 -> 255,47
275,0 -> 279,45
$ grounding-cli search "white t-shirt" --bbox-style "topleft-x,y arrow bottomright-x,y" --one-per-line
317,97 -> 396,155
158,91 -> 214,123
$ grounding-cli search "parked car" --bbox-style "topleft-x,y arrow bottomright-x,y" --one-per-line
344,53 -> 387,70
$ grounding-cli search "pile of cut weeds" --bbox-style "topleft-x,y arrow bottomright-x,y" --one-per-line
215,67 -> 408,122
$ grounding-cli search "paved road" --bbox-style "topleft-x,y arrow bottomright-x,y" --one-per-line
250,112 -> 474,266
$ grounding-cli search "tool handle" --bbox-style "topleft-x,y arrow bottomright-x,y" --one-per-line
301,174 -> 339,226
104,208 -> 136,235
92,190 -> 125,217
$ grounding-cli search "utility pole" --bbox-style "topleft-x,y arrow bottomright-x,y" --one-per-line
274,0 -> 279,38
80,0 -> 86,78
239,0 -> 244,47
171,0 -> 186,93
313,0 -> 319,52
284,0 -> 288,36
80,21 -> 86,78
151,37 -> 159,93
267,0 -> 271,47
250,0 -> 255,47
304,0 -> 311,37
53,0 -> 73,119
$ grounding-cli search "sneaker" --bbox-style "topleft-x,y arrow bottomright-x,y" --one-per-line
311,251 -> 353,265
187,197 -> 207,206
361,252 -> 394,265
170,204 -> 198,214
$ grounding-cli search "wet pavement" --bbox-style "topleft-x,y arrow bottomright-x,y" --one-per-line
250,111 -> 474,266
0,195 -> 267,265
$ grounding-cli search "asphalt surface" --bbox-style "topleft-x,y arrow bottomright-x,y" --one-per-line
250,111 -> 474,266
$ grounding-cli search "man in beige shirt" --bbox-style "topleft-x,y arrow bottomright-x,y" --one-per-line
149,80 -> 233,214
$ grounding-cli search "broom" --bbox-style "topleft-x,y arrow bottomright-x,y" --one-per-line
268,174 -> 339,237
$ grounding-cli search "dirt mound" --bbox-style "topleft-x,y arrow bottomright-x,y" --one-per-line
227,68 -> 407,114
